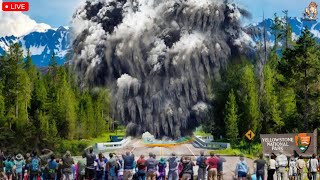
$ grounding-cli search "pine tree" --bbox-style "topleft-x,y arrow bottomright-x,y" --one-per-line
271,13 -> 283,49
24,49 -> 37,87
224,89 -> 239,144
56,67 -> 77,139
261,64 -> 283,133
279,28 -> 320,131
238,64 -> 260,135
92,88 -> 111,137
282,10 -> 293,49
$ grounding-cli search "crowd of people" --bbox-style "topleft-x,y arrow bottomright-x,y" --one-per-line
236,151 -> 320,180
0,148 -> 226,180
0,148 -> 320,180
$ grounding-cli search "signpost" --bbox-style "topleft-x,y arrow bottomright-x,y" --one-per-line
245,130 -> 255,140
260,129 -> 318,157
245,130 -> 255,154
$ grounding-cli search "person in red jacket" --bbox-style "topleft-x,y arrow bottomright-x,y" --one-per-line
206,152 -> 219,180
136,155 -> 147,180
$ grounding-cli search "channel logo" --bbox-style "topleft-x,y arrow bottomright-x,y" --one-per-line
2,2 -> 29,11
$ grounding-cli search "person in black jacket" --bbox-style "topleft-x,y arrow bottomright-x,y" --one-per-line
83,147 -> 96,180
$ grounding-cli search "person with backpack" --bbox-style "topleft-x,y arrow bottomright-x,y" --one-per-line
4,156 -> 14,180
83,147 -> 96,180
254,154 -> 266,180
167,153 -> 179,180
235,154 -> 248,180
95,152 -> 106,180
136,155 -> 147,180
14,154 -> 25,180
62,151 -> 75,180
217,155 -> 226,180
116,155 -> 123,180
122,151 -> 134,180
157,158 -> 166,180
180,156 -> 194,180
196,151 -> 207,180
275,151 -> 288,180
307,154 -> 319,180
106,153 -> 118,180
145,153 -> 158,180
47,154 -> 58,180
29,151 -> 41,180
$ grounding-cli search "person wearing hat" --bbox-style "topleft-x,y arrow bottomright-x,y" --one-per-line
62,150 -> 75,180
167,153 -> 179,180
14,154 -> 25,180
157,157 -> 166,180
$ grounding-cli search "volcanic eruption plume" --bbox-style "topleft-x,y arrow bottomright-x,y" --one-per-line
72,0 -> 251,138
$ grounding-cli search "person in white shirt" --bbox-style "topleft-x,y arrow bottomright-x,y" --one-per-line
288,155 -> 297,180
267,153 -> 276,180
307,154 -> 319,180
275,151 -> 288,180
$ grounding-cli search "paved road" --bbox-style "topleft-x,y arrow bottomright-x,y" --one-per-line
105,139 -> 255,179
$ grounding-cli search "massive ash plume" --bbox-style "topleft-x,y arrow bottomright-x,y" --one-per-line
72,0 -> 252,138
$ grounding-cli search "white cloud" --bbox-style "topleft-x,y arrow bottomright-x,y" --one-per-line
0,11 -> 51,37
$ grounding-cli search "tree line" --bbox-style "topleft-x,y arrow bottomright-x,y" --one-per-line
204,13 -> 320,145
0,43 -> 113,152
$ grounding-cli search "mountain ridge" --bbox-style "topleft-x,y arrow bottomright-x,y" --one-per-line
0,26 -> 71,67
1,17 -> 320,67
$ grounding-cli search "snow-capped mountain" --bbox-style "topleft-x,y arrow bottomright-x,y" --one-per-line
246,17 -> 320,43
0,26 -> 71,67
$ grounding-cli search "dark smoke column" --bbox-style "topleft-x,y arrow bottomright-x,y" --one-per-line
72,0 -> 252,138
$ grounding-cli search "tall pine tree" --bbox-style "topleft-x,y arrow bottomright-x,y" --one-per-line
224,89 -> 239,144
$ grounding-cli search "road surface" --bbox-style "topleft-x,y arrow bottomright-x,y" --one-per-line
101,138 -> 256,179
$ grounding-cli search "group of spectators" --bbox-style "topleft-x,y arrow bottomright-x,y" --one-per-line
266,151 -> 320,180
235,151 -> 320,180
2,147 -> 320,180
0,148 -> 227,180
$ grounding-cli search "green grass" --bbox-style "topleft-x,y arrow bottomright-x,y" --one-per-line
193,130 -> 212,136
86,130 -> 126,145
56,130 -> 126,156
210,148 -> 255,159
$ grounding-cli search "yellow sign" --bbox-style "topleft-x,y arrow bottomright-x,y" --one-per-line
245,130 -> 255,140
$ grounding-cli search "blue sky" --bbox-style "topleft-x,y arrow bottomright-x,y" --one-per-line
2,0 -> 82,27
235,0 -> 311,24
1,0 -> 313,27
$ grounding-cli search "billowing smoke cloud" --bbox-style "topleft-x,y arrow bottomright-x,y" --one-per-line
72,0 -> 251,138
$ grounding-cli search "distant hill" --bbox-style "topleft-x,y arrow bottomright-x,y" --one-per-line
0,26 -> 71,67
